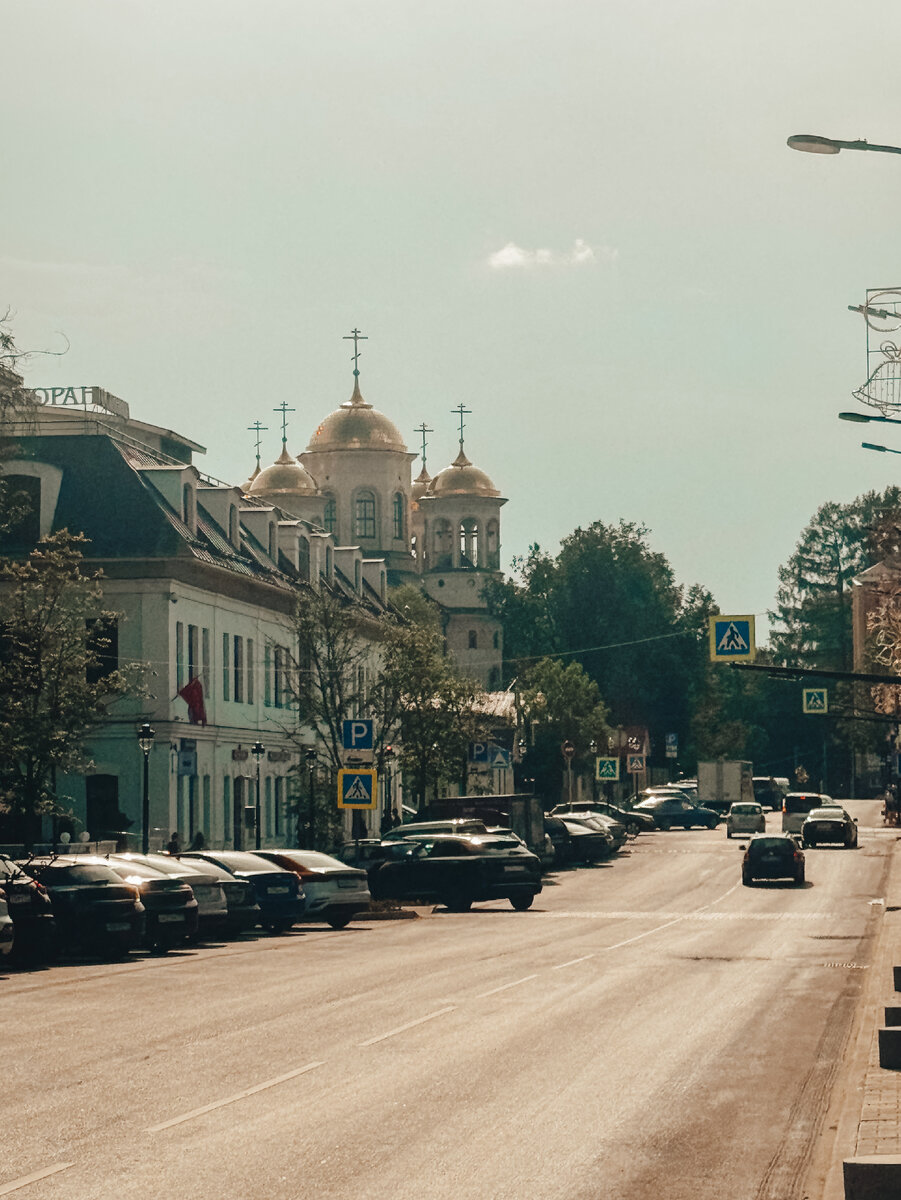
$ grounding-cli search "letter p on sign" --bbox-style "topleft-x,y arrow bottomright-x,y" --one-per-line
342,718 -> 374,750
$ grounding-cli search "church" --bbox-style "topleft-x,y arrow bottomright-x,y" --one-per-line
244,333 -> 506,689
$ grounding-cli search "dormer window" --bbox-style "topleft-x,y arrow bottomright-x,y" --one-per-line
229,506 -> 240,546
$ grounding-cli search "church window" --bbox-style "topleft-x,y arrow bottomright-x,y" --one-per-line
355,491 -> 376,540
459,519 -> 479,568
433,519 -> 453,570
392,492 -> 405,540
486,520 -> 500,569
298,536 -> 310,581
468,630 -> 478,650
323,496 -> 336,534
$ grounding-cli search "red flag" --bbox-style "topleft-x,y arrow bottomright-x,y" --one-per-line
178,676 -> 207,726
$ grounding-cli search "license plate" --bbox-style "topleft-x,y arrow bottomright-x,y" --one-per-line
158,913 -> 183,923
503,865 -> 527,874
815,823 -> 833,831
337,879 -> 358,889
8,893 -> 30,905
267,886 -> 290,895
762,855 -> 778,863
107,921 -> 130,932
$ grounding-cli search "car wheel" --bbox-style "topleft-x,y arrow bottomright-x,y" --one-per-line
509,894 -> 534,911
328,914 -> 353,930
726,829 -> 732,839
627,821 -> 640,837
267,919 -> 294,934
444,893 -> 473,912
796,870 -> 805,885
658,820 -> 671,832
742,872 -> 752,887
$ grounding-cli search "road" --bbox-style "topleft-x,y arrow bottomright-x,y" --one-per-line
1,801 -> 893,1200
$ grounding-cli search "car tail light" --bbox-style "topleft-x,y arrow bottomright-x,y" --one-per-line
742,851 -> 749,862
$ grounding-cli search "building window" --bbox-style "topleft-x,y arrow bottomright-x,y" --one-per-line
202,775 -> 211,840
393,492 -> 405,540
269,522 -> 278,560
274,646 -> 284,709
264,643 -> 272,707
247,638 -> 255,705
354,490 -> 376,540
433,519 -> 452,569
323,496 -> 336,534
355,560 -> 362,593
486,520 -> 499,569
223,776 -> 232,846
222,633 -> 230,701
233,635 -> 244,703
188,624 -> 199,682
274,777 -> 283,837
298,536 -> 310,581
176,622 -> 185,691
468,630 -> 478,650
265,775 -> 273,839
460,519 -> 479,567
325,545 -> 333,577
201,628 -> 211,695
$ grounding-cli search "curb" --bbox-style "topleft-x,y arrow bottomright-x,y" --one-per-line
355,908 -> 420,921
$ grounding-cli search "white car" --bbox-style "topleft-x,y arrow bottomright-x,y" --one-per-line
0,888 -> 13,958
726,802 -> 766,838
254,850 -> 371,929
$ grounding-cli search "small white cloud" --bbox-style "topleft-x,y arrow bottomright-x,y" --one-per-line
487,239 -> 615,270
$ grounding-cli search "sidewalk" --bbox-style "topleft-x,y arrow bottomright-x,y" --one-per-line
819,831 -> 901,1199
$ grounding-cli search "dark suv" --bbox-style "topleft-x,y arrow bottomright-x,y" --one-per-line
741,835 -> 805,886
0,856 -> 56,961
23,856 -> 145,957
369,834 -> 542,911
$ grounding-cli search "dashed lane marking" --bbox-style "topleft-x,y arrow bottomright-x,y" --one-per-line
357,1006 -> 456,1047
553,953 -> 596,970
0,1164 -> 75,1195
146,1061 -> 325,1132
535,909 -> 839,921
476,974 -> 538,998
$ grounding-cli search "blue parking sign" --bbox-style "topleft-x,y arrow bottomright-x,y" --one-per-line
342,719 -> 374,751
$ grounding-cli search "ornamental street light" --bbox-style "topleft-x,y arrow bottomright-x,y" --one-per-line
862,442 -> 901,456
788,133 -> 901,157
251,741 -> 265,850
840,411 -> 901,426
381,745 -> 395,835
137,722 -> 155,854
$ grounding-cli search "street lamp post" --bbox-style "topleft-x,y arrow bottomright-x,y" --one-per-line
251,740 -> 265,850
589,739 -> 598,804
306,748 -> 317,848
839,411 -> 901,426
788,134 -> 901,157
138,722 -> 155,855
862,442 -> 901,456
562,740 -> 575,807
382,745 -> 395,835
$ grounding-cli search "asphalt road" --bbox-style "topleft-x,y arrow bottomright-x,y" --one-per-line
1,800 -> 894,1200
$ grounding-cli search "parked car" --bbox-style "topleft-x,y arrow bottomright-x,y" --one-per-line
381,819 -> 489,842
782,792 -> 836,835
22,856 -> 145,958
369,834 -> 542,911
551,810 -> 626,850
741,834 -> 805,886
559,819 -> 614,862
801,807 -> 859,849
726,802 -> 766,838
337,840 -> 390,871
0,887 -> 13,960
584,801 -> 654,835
162,856 -> 259,936
110,854 -> 222,942
544,816 -> 575,866
179,851 -> 305,932
90,856 -> 197,952
254,850 -> 370,929
0,855 -> 56,960
633,796 -> 720,830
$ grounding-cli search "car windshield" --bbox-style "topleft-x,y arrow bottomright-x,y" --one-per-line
731,804 -> 761,814
142,855 -> 208,877
107,859 -> 167,880
750,837 -> 794,853
466,838 -> 523,853
37,864 -> 122,884
807,808 -> 844,820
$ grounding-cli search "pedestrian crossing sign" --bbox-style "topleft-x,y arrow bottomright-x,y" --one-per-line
708,615 -> 756,662
338,768 -> 378,810
627,754 -> 646,774
803,688 -> 828,714
595,757 -> 620,781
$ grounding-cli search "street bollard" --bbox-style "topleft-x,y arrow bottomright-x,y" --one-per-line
877,1027 -> 901,1069
843,1155 -> 901,1199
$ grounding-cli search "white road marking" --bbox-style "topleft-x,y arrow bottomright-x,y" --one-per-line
552,954 -> 596,970
358,1006 -> 455,1047
535,909 -> 839,921
476,974 -> 538,998
0,1164 -> 75,1195
147,1061 -> 325,1132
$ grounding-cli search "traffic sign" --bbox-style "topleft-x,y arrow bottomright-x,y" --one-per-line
627,754 -> 645,774
469,741 -> 511,767
665,733 -> 678,759
561,740 -> 575,761
337,768 -> 378,810
708,615 -> 756,662
803,688 -> 828,714
342,719 -> 373,751
596,757 -> 620,781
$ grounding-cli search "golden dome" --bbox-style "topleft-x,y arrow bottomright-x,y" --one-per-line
430,447 -> 499,498
307,378 -> 407,453
249,445 -> 319,497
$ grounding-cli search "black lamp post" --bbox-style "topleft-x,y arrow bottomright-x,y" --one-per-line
382,745 -> 395,834
306,748 -> 317,848
138,722 -> 155,854
251,740 -> 265,850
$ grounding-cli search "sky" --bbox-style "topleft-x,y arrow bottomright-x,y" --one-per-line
6,0 -> 901,641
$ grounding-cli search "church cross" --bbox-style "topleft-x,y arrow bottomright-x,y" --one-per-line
343,327 -> 368,377
247,420 -> 268,466
451,403 -> 472,446
272,401 -> 295,444
414,422 -> 433,469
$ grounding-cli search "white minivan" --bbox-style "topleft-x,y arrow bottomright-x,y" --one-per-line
782,792 -> 836,835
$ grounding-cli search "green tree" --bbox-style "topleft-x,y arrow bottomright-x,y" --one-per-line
0,532 -> 136,840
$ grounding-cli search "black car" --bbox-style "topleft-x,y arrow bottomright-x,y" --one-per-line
0,855 -> 56,961
742,834 -> 805,886
180,851 -> 305,932
590,802 -> 654,835
560,820 -> 614,863
105,857 -> 199,952
22,856 -> 145,957
633,796 -> 720,830
369,835 -> 542,911
801,807 -> 859,849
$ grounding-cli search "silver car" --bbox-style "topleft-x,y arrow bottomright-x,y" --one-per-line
254,850 -> 370,929
726,802 -> 765,838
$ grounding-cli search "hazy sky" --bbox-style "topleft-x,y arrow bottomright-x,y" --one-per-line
7,1 -> 901,638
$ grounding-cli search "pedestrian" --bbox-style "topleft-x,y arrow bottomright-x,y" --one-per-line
390,808 -> 401,828
189,831 -> 206,850
166,831 -> 181,854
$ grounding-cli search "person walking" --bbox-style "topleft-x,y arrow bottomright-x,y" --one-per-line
166,831 -> 181,854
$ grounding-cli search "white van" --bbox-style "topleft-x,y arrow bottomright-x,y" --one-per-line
782,792 -> 835,835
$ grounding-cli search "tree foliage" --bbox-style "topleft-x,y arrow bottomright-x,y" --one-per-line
0,532 -> 136,829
